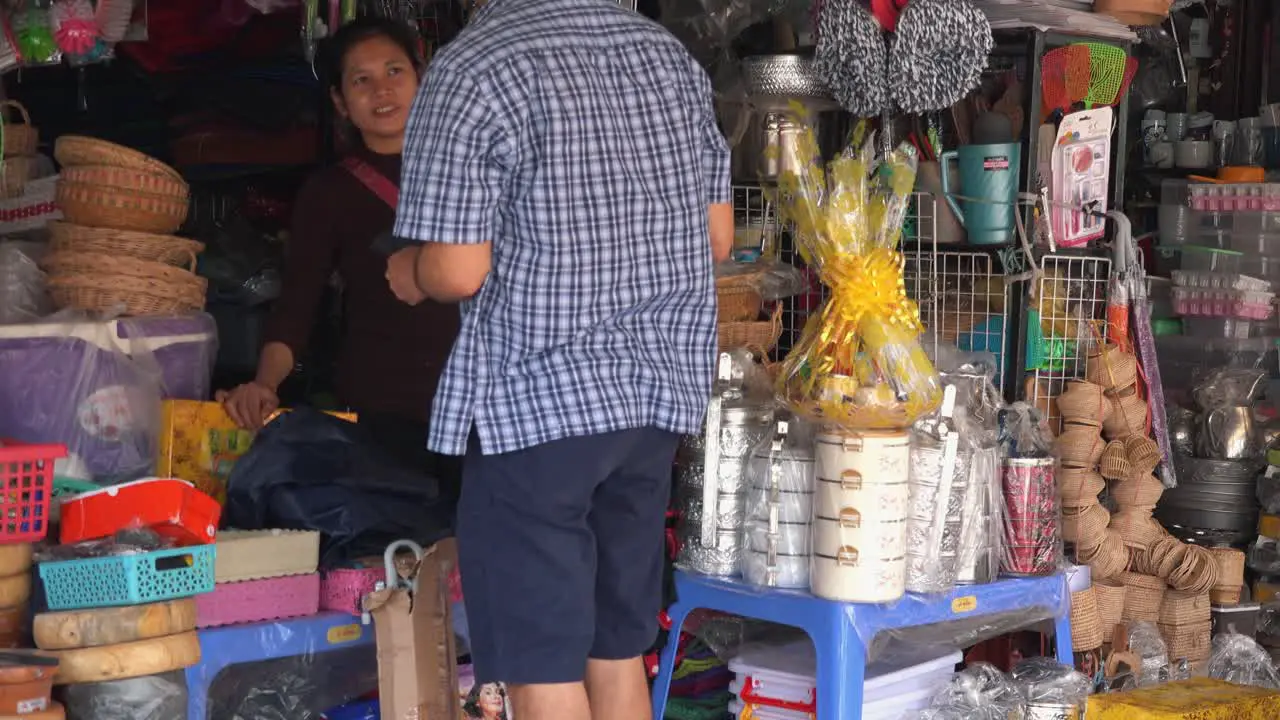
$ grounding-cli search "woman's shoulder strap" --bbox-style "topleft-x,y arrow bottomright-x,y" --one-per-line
339,156 -> 400,209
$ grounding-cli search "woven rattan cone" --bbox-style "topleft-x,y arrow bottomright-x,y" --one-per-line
1063,503 -> 1110,544
1112,474 -> 1164,510
1103,392 -> 1148,440
1057,380 -> 1111,424
1059,467 -> 1106,505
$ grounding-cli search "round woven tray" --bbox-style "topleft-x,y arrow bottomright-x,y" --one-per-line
48,274 -> 207,317
49,222 -> 204,266
54,135 -> 182,181
55,180 -> 188,234
717,284 -> 762,323
1099,440 -> 1132,480
719,304 -> 781,353
1119,571 -> 1166,623
1070,587 -> 1104,651
1094,581 -> 1126,644
1079,530 -> 1129,581
0,101 -> 37,158
1160,590 -> 1211,625
60,165 -> 190,201
1086,343 -> 1139,390
1169,545 -> 1219,594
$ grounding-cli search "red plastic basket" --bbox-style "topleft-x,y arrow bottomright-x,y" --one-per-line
0,439 -> 66,543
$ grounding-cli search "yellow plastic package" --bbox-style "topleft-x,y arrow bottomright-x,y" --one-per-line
772,112 -> 942,429
1086,677 -> 1280,720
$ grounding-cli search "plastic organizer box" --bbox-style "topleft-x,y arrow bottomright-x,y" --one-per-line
1189,183 -> 1280,212
1171,270 -> 1270,292
1171,287 -> 1276,320
195,572 -> 320,628
214,529 -> 319,583
0,439 -> 65,544
39,544 -> 216,610
1197,210 -> 1280,234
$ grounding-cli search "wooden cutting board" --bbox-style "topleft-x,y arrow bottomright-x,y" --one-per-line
52,631 -> 200,685
0,575 -> 30,609
0,701 -> 63,720
34,599 -> 197,651
0,546 -> 31,577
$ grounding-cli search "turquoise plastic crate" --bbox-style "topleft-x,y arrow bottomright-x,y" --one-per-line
39,544 -> 216,610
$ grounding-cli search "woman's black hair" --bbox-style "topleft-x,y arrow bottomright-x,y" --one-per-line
323,16 -> 425,92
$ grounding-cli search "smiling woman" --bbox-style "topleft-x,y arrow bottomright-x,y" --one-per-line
215,17 -> 463,510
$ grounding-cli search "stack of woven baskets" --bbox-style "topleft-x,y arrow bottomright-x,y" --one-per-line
716,270 -> 782,355
1056,380 -> 1123,581
45,136 -> 205,317
0,101 -> 38,199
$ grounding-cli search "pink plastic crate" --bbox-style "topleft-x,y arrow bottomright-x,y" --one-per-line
196,573 -> 320,628
320,566 -> 382,615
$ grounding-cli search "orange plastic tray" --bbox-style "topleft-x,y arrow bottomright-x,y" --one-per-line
59,478 -> 220,546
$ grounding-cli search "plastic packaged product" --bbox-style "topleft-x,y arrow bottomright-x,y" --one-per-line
1228,231 -> 1280,255
1126,621 -> 1172,686
1170,287 -> 1275,320
999,404 -> 1062,578
1009,657 -> 1092,716
773,117 -> 942,431
59,670 -> 189,720
1171,270 -> 1271,292
927,662 -> 1024,719
1196,210 -> 1280,235
1206,632 -> 1280,689
742,419 -> 816,590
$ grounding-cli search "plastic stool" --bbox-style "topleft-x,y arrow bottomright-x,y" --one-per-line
186,611 -> 375,720
651,571 -> 1073,720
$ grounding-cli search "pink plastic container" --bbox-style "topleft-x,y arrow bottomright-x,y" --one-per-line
195,573 -> 320,628
320,566 -> 382,616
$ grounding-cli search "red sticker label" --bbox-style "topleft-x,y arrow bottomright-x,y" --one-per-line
983,156 -> 1011,171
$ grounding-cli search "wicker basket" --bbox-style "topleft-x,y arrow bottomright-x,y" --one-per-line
1063,503 -> 1110,545
719,304 -> 781,353
1079,530 -> 1129,581
1125,436 -> 1162,475
1210,586 -> 1242,605
0,101 -> 37,158
1070,587 -> 1105,651
60,165 -> 190,201
55,180 -> 188,234
1151,536 -> 1190,580
1160,621 -> 1212,662
1109,510 -> 1164,550
0,155 -> 32,199
1086,343 -> 1139,390
44,250 -> 206,317
54,135 -> 182,181
716,284 -> 762,323
1209,547 -> 1245,604
1111,474 -> 1164,511
1055,425 -> 1107,467
1119,571 -> 1167,623
1059,468 -> 1106,505
48,222 -> 204,267
1160,590 -> 1211,625
1056,380 -> 1111,426
1099,441 -> 1132,480
1102,392 -> 1148,440
1094,581 -> 1126,644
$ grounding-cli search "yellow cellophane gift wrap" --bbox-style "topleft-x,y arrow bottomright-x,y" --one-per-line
771,112 -> 942,429
1085,677 -> 1280,720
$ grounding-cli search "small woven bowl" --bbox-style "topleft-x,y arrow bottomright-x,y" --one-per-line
1103,392 -> 1148,440
1111,474 -> 1164,510
1124,436 -> 1162,475
1055,426 -> 1107,467
1057,380 -> 1111,424
1099,441 -> 1132,480
1063,503 -> 1110,545
1087,343 -> 1139,390
1059,467 -> 1106,505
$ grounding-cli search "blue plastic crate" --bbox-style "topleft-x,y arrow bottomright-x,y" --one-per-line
39,544 -> 216,610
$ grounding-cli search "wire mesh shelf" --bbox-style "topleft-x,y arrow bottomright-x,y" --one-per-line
1023,254 -> 1113,434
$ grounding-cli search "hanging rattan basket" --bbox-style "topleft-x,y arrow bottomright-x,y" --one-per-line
48,222 -> 204,267
55,180 -> 188,234
0,101 -> 37,158
719,304 -> 782,353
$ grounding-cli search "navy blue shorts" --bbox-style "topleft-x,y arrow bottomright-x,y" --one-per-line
456,427 -> 678,685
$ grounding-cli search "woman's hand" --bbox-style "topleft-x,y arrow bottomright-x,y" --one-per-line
386,247 -> 426,305
215,381 -> 280,430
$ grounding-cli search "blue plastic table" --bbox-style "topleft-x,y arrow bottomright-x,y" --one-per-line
651,571 -> 1073,720
186,612 -> 375,720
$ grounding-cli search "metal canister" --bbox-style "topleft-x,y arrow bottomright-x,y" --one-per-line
1002,457 -> 1060,577
1025,702 -> 1082,720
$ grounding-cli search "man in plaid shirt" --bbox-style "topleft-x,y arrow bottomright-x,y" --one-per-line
384,0 -> 731,718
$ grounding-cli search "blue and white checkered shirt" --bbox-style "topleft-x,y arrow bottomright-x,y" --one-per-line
395,0 -> 731,456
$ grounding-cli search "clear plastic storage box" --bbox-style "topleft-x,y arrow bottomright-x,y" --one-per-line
1179,245 -> 1244,273
1171,287 -> 1276,319
1170,270 -> 1271,292
1181,316 -> 1260,339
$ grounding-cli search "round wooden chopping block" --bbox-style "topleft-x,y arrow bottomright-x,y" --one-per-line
0,574 -> 30,609
34,599 -> 196,651
52,631 -> 200,685
0,547 -> 32,578
0,700 -> 62,720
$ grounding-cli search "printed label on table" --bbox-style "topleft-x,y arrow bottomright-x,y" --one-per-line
327,624 -> 362,645
16,697 -> 47,713
951,595 -> 978,614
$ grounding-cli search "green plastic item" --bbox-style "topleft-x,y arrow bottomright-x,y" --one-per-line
52,477 -> 100,498
1268,448 -> 1280,468
1077,42 -> 1129,108
1152,319 -> 1182,336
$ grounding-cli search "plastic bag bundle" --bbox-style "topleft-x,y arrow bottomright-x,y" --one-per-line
773,117 -> 942,431
1126,621 -> 1171,686
925,662 -> 1025,720
1206,632 -> 1280,690
1010,657 -> 1092,715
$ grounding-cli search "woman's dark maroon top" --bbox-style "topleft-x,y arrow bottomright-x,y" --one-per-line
263,146 -> 459,423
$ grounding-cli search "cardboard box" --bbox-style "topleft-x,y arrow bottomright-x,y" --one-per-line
155,400 -> 355,504
1086,677 -> 1280,719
